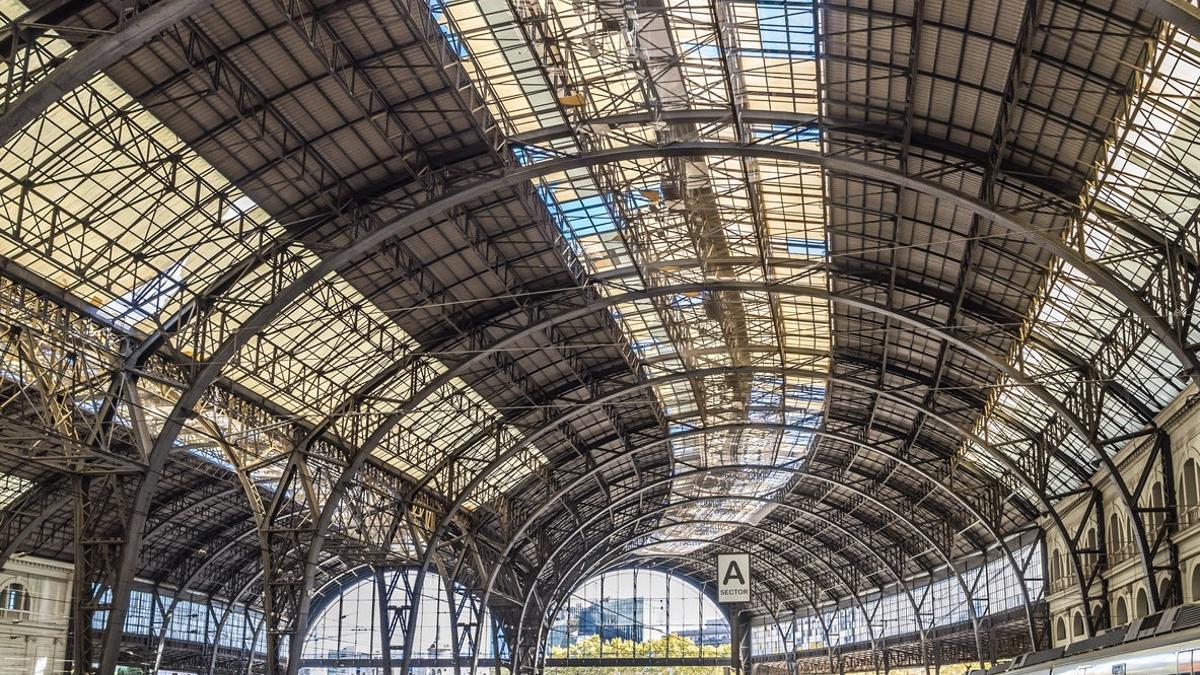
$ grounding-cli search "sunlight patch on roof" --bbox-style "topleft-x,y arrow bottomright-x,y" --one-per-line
0,473 -> 31,511
98,259 -> 187,330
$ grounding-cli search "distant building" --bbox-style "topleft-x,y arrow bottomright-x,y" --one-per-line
550,597 -> 646,649
317,647 -> 372,675
0,554 -> 72,675
675,617 -> 731,647
578,597 -> 644,643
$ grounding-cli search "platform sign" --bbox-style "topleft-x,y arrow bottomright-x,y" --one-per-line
717,553 -> 751,603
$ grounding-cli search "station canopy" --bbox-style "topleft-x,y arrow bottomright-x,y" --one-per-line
0,0 -> 1199,627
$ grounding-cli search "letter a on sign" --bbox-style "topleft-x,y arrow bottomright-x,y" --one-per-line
717,553 -> 751,603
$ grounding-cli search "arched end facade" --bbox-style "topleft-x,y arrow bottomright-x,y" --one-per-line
545,568 -> 730,668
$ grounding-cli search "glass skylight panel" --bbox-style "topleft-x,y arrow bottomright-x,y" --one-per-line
324,361 -> 546,503
0,473 -> 30,510
530,151 -> 830,552
732,0 -> 818,114
965,26 -> 1200,488
0,7 -> 284,336
98,261 -> 188,330
0,0 -> 549,511
215,258 -> 420,423
431,0 -> 829,554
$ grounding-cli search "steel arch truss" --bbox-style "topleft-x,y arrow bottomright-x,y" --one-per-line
0,23 -> 1198,665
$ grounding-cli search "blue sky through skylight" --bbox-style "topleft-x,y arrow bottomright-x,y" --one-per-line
746,0 -> 816,59
537,184 -> 661,241
751,123 -> 820,144
785,237 -> 826,257
430,0 -> 468,58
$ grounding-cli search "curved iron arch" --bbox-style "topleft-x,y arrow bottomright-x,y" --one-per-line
384,278 -> 1159,667
92,141 -> 1192,671
511,421 -> 1013,572
406,360 -> 1089,637
501,419 -> 1027,580
509,465 -> 999,675
549,513 -> 903,616
531,498 -> 949,637
314,257 -> 1169,531
541,428 -> 991,555
503,483 -> 1038,672
522,510 -> 962,675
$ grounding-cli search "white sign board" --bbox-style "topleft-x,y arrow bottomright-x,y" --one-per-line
717,553 -> 751,603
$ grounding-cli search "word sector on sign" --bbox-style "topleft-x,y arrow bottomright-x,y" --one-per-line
717,553 -> 750,603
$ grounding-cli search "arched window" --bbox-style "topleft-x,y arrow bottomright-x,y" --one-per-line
1051,549 -> 1063,584
548,568 -> 730,659
1108,513 -> 1122,556
0,583 -> 29,617
1160,577 -> 1173,607
1188,459 -> 1200,504
1115,596 -> 1129,625
1072,611 -> 1085,637
1055,617 -> 1067,643
1136,588 -> 1149,619
1152,481 -> 1165,530
1185,459 -> 1200,524
1192,565 -> 1200,602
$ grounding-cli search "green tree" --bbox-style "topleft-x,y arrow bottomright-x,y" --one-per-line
546,633 -> 732,675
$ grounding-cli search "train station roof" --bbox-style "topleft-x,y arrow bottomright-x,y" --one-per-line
1,0 -> 1199,659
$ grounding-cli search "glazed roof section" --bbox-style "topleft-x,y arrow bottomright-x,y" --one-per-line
0,0 -> 560,507
448,0 -> 1200,578
1,0 -> 1200,603
434,0 -> 832,553
959,14 -> 1200,498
